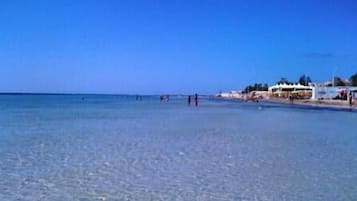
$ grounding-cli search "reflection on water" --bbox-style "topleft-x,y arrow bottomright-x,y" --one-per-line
0,95 -> 357,201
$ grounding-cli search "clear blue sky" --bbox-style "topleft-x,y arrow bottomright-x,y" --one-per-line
1,0 -> 356,94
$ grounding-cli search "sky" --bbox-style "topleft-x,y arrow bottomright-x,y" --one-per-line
1,0 -> 357,94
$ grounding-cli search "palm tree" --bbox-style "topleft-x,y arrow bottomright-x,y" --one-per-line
333,77 -> 345,86
277,78 -> 291,85
350,73 -> 357,86
298,74 -> 312,86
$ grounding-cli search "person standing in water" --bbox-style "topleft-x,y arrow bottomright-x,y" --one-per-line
194,94 -> 198,107
188,95 -> 191,105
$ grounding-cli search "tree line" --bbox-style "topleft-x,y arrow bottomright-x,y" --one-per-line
244,83 -> 269,93
243,73 -> 357,93
277,73 -> 357,87
349,73 -> 357,86
276,75 -> 312,86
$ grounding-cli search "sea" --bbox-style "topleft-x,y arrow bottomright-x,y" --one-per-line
0,94 -> 356,201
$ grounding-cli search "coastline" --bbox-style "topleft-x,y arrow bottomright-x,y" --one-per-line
265,97 -> 357,110
215,96 -> 357,111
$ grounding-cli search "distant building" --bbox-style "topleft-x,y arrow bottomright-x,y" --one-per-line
343,79 -> 352,86
322,78 -> 351,87
323,81 -> 333,87
311,86 -> 357,100
268,83 -> 313,99
217,90 -> 243,99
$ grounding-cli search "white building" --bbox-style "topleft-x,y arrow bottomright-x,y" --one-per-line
268,83 -> 313,98
311,86 -> 357,100
217,91 -> 243,99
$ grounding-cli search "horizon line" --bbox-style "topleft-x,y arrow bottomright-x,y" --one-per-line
0,92 -> 213,96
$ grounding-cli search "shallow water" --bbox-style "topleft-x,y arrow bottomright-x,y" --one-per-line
0,95 -> 356,201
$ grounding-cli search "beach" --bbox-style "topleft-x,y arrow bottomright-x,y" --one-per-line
217,93 -> 357,111
1,94 -> 357,201
266,97 -> 357,111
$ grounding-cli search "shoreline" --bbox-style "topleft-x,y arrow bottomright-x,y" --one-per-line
215,96 -> 357,111
265,97 -> 357,110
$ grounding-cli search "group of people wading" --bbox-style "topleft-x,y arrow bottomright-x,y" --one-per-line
187,94 -> 199,107
160,95 -> 169,102
159,94 -> 199,107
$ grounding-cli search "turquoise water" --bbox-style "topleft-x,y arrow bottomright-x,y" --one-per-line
0,95 -> 357,201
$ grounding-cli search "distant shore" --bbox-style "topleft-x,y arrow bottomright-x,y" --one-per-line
266,97 -> 357,110
216,96 -> 357,111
